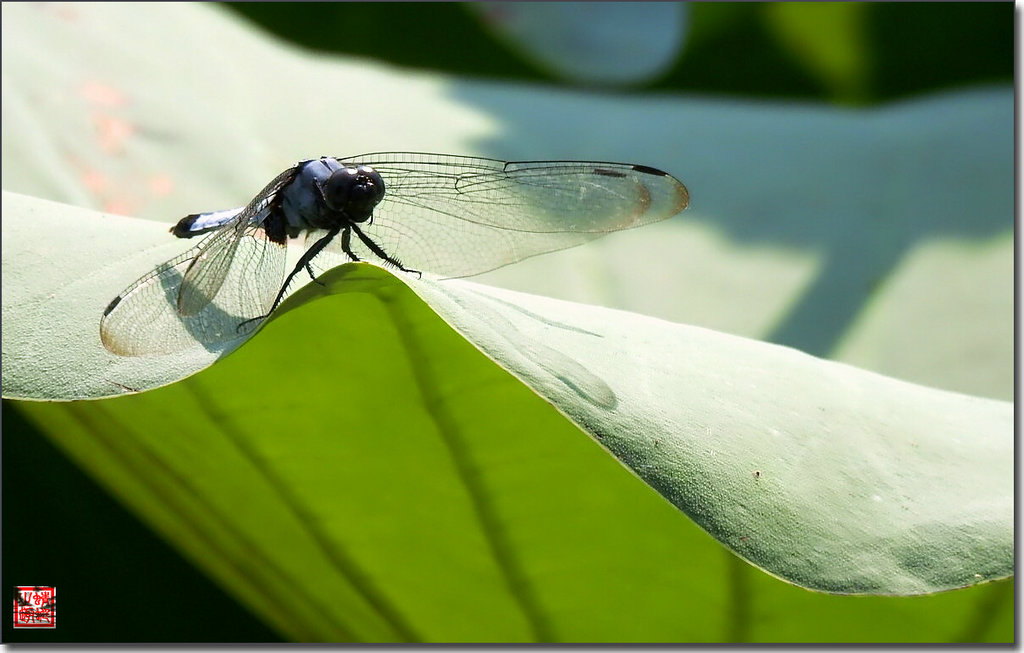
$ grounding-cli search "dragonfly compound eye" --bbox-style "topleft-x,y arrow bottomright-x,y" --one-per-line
323,166 -> 386,222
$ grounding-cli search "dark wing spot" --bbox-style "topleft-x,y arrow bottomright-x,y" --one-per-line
631,164 -> 668,177
593,168 -> 627,178
103,295 -> 122,316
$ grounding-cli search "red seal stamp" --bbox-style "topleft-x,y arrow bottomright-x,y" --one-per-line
13,586 -> 56,629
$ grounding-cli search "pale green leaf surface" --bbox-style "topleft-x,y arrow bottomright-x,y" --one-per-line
408,276 -> 1013,596
2,4 -> 1012,403
2,192 -> 1013,598
1,192 -> 243,399
472,88 -> 1012,400
2,1 -> 1013,643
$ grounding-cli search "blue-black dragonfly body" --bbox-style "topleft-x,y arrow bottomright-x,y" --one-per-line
100,153 -> 689,356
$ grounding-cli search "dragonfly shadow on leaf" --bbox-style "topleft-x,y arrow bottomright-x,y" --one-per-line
434,283 -> 618,411
100,257 -> 264,357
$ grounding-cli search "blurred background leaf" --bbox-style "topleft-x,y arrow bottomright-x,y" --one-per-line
226,2 -> 1010,101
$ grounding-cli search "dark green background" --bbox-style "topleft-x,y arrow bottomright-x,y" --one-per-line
229,2 -> 1011,102
3,2 -> 1012,643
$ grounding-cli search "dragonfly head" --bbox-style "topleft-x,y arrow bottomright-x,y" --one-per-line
323,165 -> 385,223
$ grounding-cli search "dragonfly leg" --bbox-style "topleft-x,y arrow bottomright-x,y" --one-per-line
340,226 -> 361,262
350,222 -> 422,278
305,263 -> 325,286
236,226 -> 341,333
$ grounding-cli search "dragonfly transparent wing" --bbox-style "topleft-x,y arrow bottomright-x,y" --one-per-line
331,153 -> 690,278
176,225 -> 246,316
100,163 -> 304,356
100,223 -> 288,356
176,164 -> 303,314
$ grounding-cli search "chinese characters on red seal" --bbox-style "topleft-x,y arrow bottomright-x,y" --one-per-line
13,586 -> 56,629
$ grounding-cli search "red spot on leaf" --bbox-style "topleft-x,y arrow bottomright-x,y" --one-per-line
93,114 -> 134,154
80,82 -> 127,108
104,198 -> 135,216
81,169 -> 107,193
148,174 -> 174,197
52,5 -> 79,21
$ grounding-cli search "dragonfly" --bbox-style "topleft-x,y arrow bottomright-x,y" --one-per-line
100,153 -> 689,356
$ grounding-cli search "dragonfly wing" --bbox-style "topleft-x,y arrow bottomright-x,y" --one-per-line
237,162 -> 308,230
101,162 -> 304,356
334,153 -> 689,278
323,212 -> 614,279
176,163 -> 305,314
100,226 -> 287,356
177,226 -> 244,315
